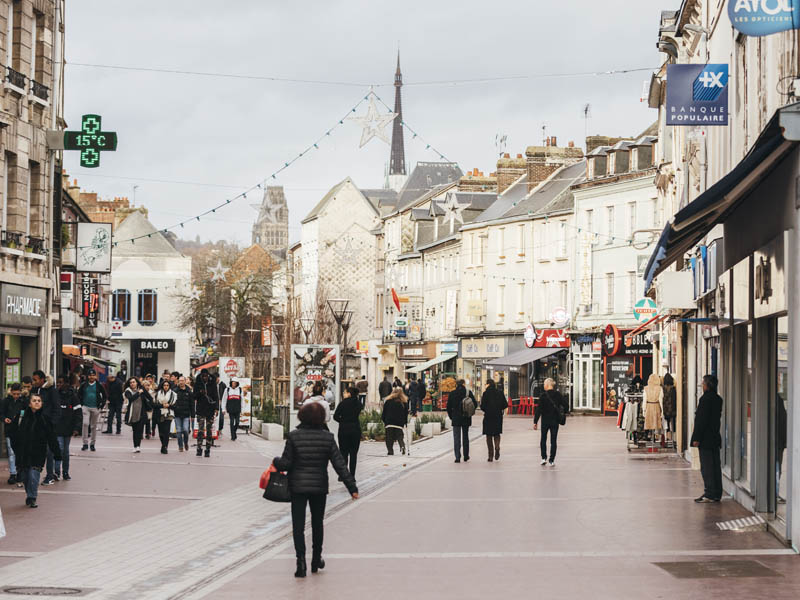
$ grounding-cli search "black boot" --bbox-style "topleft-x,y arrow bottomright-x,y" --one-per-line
311,556 -> 325,573
294,558 -> 307,578
204,448 -> 210,457
196,447 -> 202,457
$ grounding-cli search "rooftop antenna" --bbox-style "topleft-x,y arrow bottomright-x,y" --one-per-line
583,103 -> 592,140
132,184 -> 139,207
494,133 -> 508,157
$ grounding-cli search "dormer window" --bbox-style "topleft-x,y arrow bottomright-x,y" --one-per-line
607,153 -> 615,175
587,158 -> 595,179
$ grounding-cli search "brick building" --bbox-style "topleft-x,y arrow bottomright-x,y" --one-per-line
70,182 -> 147,230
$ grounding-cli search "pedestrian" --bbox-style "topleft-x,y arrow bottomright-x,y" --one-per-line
103,373 -> 124,435
2,383 -> 24,484
407,377 -> 420,417
378,376 -> 392,402
481,379 -> 506,462
158,369 -> 171,389
691,374 -> 723,503
302,381 -> 331,423
53,375 -> 81,481
143,379 -> 156,440
393,377 -> 402,389
446,379 -> 475,463
534,378 -> 567,467
355,376 -> 368,409
333,386 -> 362,475
217,374 -> 227,436
662,373 -> 677,442
78,370 -> 107,454
32,370 -> 60,485
221,379 -> 242,440
172,376 -> 194,452
124,378 -> 150,453
273,401 -> 358,578
194,369 -> 219,457
16,394 -> 61,508
416,378 -> 427,414
381,387 -> 408,455
154,380 -> 176,454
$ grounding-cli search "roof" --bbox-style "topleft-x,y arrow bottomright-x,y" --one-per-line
472,174 -> 528,224
606,140 -> 634,153
587,146 -> 611,157
113,211 -> 185,257
416,191 -> 497,248
362,188 -> 399,212
504,161 -> 585,218
396,162 -> 463,210
301,178 -> 379,224
631,135 -> 657,147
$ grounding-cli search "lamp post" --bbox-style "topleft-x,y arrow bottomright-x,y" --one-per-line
341,309 -> 354,381
327,298 -> 350,346
297,314 -> 315,344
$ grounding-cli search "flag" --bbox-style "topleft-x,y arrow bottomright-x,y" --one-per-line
391,288 -> 401,312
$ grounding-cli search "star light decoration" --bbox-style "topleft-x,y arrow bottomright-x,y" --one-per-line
442,192 -> 469,225
208,260 -> 230,283
189,286 -> 201,301
349,96 -> 397,147
334,237 -> 359,266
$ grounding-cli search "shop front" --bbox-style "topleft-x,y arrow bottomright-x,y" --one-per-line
406,342 -> 458,410
129,338 -> 176,378
601,324 -> 652,416
1,283 -> 47,391
459,336 -> 508,395
571,333 -> 603,412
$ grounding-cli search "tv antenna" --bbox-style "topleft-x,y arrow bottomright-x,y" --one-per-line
494,133 -> 508,157
583,103 -> 592,139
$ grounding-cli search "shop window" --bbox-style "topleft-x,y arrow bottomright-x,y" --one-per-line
775,315 -> 789,523
112,289 -> 131,325
138,289 -> 158,326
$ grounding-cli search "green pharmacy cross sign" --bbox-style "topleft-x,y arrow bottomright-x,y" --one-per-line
63,114 -> 118,168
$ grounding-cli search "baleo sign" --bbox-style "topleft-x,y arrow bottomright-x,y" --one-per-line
729,0 -> 800,36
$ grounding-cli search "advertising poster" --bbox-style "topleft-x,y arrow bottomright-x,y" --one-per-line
237,377 -> 252,427
76,222 -> 112,272
606,356 -> 634,413
218,356 -> 246,386
290,344 -> 340,411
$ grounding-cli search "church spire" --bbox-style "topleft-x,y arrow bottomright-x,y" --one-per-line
389,50 -> 406,184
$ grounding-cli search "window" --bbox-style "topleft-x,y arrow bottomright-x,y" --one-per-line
498,227 -> 506,260
539,281 -> 548,321
517,224 -> 525,257
606,206 -> 615,244
466,233 -> 473,266
138,289 -> 158,325
558,221 -> 567,257
539,222 -> 551,260
627,272 -> 636,311
1,153 -> 8,231
25,162 -> 30,236
496,285 -> 505,322
516,283 -> 525,319
112,289 -> 131,325
586,209 -> 596,245
652,197 -> 661,228
5,2 -> 12,68
628,202 -> 637,237
559,280 -> 568,308
606,274 -> 614,314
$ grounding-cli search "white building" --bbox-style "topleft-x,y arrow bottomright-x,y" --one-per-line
109,212 -> 193,378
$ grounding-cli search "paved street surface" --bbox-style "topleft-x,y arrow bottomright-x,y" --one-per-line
1,417 -> 798,599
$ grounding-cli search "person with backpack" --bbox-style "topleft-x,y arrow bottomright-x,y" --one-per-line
534,378 -> 567,467
446,379 -> 475,463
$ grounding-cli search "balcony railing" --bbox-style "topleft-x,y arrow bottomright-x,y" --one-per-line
26,236 -> 45,254
5,67 -> 26,91
1,230 -> 23,248
30,79 -> 49,102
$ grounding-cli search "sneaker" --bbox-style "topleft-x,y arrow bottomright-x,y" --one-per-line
133,447 -> 141,453
160,448 -> 168,454
41,477 -> 55,486
7,475 -> 16,485
694,496 -> 714,503
548,461 -> 555,467
90,444 -> 96,452
63,474 -> 72,481
28,500 -> 38,508
52,474 -> 60,482
540,459 -> 547,465
81,444 -> 88,451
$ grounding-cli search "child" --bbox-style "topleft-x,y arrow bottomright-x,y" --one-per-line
16,394 -> 61,508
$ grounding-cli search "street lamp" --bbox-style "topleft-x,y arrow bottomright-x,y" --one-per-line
327,298 -> 350,345
297,314 -> 315,343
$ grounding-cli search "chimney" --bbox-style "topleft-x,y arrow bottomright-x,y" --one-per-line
525,138 -> 584,191
551,136 -> 557,147
568,141 -> 575,148
496,151 -> 527,194
503,153 -> 510,159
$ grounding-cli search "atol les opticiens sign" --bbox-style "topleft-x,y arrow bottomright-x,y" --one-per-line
729,0 -> 800,37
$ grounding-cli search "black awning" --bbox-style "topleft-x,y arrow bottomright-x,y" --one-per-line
485,347 -> 564,367
644,102 -> 800,290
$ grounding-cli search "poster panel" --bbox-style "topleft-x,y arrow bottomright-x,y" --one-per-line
237,377 -> 252,427
76,222 -> 112,272
218,356 -> 246,386
290,344 -> 340,411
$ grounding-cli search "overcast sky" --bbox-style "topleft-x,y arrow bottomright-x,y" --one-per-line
64,0 -> 668,246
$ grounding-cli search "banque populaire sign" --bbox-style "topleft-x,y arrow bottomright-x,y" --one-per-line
729,0 -> 800,37
666,64 -> 729,126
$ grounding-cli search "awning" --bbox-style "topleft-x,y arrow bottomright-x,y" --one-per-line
485,347 -> 563,367
405,352 -> 457,374
644,101 -> 800,291
192,359 -> 219,374
625,314 -> 669,341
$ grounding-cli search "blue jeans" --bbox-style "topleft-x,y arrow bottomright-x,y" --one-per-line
55,436 -> 71,477
453,425 -> 469,460
174,417 -> 191,449
6,437 -> 16,475
21,466 -> 41,500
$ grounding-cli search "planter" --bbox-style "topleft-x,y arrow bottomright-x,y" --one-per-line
262,422 -> 283,441
250,418 -> 262,434
366,422 -> 380,433
444,417 -> 452,429
420,422 -> 441,437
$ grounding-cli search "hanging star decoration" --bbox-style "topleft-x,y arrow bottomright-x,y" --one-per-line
349,96 -> 397,147
208,260 -> 230,283
334,237 -> 359,266
441,192 -> 469,225
189,286 -> 201,301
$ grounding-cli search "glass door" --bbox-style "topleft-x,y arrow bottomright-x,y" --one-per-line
573,354 -> 601,410
775,316 -> 789,524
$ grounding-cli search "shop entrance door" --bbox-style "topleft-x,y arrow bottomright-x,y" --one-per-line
133,350 -> 158,378
574,353 -> 601,410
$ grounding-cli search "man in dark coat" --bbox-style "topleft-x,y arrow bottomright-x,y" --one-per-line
691,374 -> 723,503
481,380 -> 506,462
194,369 -> 219,457
53,375 -> 82,481
534,378 -> 567,467
446,379 -> 474,463
2,383 -> 24,484
378,377 -> 392,403
32,370 -> 61,485
103,373 -> 124,434
406,377 -> 420,416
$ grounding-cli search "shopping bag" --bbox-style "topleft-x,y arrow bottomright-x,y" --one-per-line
263,470 -> 291,502
259,464 -> 277,489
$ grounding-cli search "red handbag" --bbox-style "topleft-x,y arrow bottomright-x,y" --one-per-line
259,464 -> 277,489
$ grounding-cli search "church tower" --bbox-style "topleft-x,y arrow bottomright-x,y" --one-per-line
388,52 -> 407,192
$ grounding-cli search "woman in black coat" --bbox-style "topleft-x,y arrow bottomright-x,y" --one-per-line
16,394 -> 62,508
124,378 -> 151,453
481,380 -> 506,462
273,402 -> 358,578
333,386 -> 362,476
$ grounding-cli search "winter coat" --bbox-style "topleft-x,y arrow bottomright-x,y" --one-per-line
172,387 -> 195,419
153,389 -> 176,422
16,409 -> 61,470
106,378 -> 124,407
481,387 -> 506,436
273,425 -> 357,496
534,390 -> 567,425
446,384 -> 473,427
77,381 -> 108,410
690,390 -> 722,449
194,378 -> 219,418
333,395 -> 362,436
662,384 -> 677,419
54,387 -> 82,437
378,380 -> 392,399
222,385 -> 243,415
356,380 -> 368,394
33,379 -> 61,425
643,374 -> 663,431
2,393 -> 26,443
381,397 -> 407,428
124,389 -> 150,425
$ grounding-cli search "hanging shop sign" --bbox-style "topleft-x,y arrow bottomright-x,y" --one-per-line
111,320 -> 123,338
524,323 -> 537,348
549,307 -> 569,328
729,0 -> 800,37
62,114 -> 118,168
356,341 -> 369,355
603,324 -> 651,356
76,222 -> 112,272
134,339 -> 175,352
81,276 -> 99,327
603,324 -> 623,356
666,64 -> 729,126
467,299 -> 483,317
633,297 -> 658,322
534,329 -> 570,348
0,283 -> 47,328
460,338 -> 505,359
261,317 -> 272,346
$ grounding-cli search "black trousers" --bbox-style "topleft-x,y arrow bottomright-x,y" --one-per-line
699,447 -> 723,500
219,411 -> 225,433
132,421 -> 145,448
338,431 -> 361,476
385,427 -> 405,454
291,493 -> 327,559
229,412 -> 240,439
158,420 -> 172,449
453,425 -> 469,460
106,403 -> 123,432
540,421 -> 559,461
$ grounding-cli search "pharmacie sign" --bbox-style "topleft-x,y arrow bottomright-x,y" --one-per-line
134,339 -> 175,352
666,64 -> 729,126
1,283 -> 46,328
729,0 -> 800,37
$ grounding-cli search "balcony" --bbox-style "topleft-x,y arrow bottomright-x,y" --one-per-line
30,79 -> 49,105
1,230 -> 23,249
4,67 -> 26,94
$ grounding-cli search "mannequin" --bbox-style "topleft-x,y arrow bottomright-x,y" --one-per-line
643,374 -> 663,435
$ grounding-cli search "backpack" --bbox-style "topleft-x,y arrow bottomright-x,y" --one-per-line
462,390 -> 476,418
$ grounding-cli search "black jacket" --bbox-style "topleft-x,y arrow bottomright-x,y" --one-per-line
273,425 -> 357,495
77,381 -> 108,410
106,378 -> 124,407
334,396 -> 362,436
172,387 -> 195,419
194,379 -> 219,418
2,393 -> 26,442
381,398 -> 407,428
16,409 -> 61,469
481,387 -> 506,436
124,389 -> 151,425
534,390 -> 566,425
447,385 -> 473,427
33,380 -> 61,425
223,385 -> 243,414
662,385 -> 677,419
691,390 -> 722,449
54,387 -> 82,437
378,380 -> 392,399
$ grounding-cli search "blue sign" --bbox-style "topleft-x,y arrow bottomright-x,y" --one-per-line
666,64 -> 729,126
729,0 -> 800,37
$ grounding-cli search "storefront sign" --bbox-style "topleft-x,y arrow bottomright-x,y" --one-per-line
59,272 -> 73,302
606,356 -> 633,412
549,307 -> 569,328
467,299 -> 483,317
76,222 -> 112,272
592,340 -> 602,352
134,339 -> 175,352
237,377 -> 253,427
534,329 -> 570,348
399,343 -> 433,359
666,64 -> 729,126
603,324 -> 623,356
395,318 -> 408,327
633,297 -> 657,322
356,340 -> 369,354
441,342 -> 458,353
219,356 -> 245,383
1,283 -> 47,328
80,275 -> 99,326
461,338 -> 505,359
524,323 -> 537,348
603,324 -> 651,356
729,0 -> 800,37
111,320 -> 122,337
